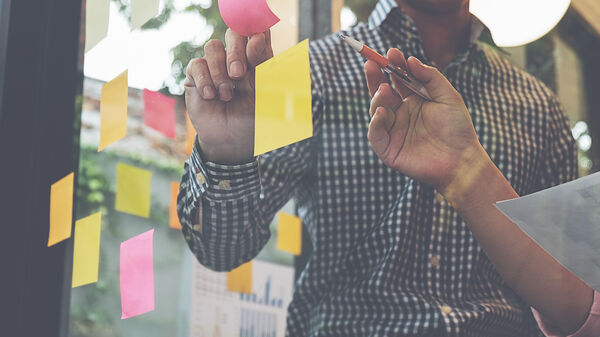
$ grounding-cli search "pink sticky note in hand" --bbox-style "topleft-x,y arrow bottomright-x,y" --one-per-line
120,229 -> 155,319
143,89 -> 176,139
218,0 -> 280,37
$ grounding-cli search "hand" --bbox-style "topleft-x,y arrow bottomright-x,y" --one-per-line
364,51 -> 490,194
184,29 -> 274,164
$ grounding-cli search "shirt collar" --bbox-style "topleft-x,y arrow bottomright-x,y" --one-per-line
368,0 -> 487,47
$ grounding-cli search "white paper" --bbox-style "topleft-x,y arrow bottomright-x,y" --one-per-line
190,260 -> 294,337
495,172 -> 600,292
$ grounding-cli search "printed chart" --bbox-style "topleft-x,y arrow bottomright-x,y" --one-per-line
190,260 -> 295,337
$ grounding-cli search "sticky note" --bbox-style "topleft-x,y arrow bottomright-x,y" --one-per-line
254,39 -> 312,156
267,0 -> 299,56
143,89 -> 176,139
130,0 -> 160,31
226,261 -> 252,293
115,163 -> 152,218
85,0 -> 110,53
48,172 -> 74,247
185,111 -> 196,154
169,182 -> 181,230
99,70 -> 128,152
277,212 -> 302,255
72,212 -> 102,288
120,229 -> 155,319
218,0 -> 280,37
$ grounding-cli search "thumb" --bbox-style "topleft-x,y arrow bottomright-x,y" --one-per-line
407,56 -> 460,103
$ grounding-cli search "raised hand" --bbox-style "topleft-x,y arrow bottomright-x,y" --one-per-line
364,52 -> 489,193
184,29 -> 274,164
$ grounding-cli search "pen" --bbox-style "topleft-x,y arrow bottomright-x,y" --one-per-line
340,34 -> 431,101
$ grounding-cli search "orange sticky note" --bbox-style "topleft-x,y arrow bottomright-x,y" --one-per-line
72,212 -> 102,287
99,70 -> 128,151
277,212 -> 302,255
48,172 -> 74,246
115,163 -> 152,218
226,261 -> 252,293
169,182 -> 181,230
185,111 -> 195,155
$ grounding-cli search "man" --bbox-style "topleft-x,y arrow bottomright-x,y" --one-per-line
179,0 -> 578,335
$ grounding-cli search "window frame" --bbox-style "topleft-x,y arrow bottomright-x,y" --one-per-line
0,0 -> 83,336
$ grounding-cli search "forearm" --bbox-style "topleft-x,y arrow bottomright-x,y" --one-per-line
444,150 -> 593,335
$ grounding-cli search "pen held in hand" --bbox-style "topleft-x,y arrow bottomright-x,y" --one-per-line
340,34 -> 432,101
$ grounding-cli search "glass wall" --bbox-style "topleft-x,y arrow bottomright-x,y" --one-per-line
68,1 -> 600,336
69,1 -> 298,336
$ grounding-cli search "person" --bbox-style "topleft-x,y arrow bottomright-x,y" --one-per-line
366,54 -> 600,337
178,0 -> 588,335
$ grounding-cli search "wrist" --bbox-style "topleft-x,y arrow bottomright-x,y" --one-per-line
441,146 -> 515,211
197,136 -> 254,165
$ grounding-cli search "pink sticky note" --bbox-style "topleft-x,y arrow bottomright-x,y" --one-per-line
120,229 -> 155,319
143,89 -> 176,139
218,0 -> 280,37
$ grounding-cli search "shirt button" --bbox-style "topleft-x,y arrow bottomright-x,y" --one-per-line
441,305 -> 452,314
430,256 -> 440,267
218,180 -> 231,190
195,172 -> 206,185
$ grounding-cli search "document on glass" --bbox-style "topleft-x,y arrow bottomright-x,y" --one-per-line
495,172 -> 600,292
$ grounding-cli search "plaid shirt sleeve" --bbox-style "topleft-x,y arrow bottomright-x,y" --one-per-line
535,93 -> 578,190
177,79 -> 321,272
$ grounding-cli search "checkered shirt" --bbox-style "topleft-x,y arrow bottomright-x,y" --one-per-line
177,1 -> 577,335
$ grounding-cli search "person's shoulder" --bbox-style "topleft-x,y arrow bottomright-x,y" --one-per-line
479,44 -> 559,104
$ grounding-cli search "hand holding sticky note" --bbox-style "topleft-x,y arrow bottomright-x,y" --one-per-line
218,0 -> 280,37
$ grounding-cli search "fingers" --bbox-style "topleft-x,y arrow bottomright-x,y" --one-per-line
387,49 -> 412,99
369,83 -> 402,118
247,30 -> 273,67
185,58 -> 216,100
365,60 -> 386,97
406,56 -> 460,103
368,106 -> 394,158
225,29 -> 249,80
204,39 -> 234,102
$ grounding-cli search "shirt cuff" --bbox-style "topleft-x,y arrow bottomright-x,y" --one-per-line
531,290 -> 600,337
189,139 -> 261,201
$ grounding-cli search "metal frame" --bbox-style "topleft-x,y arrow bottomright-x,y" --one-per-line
0,0 -> 83,336
295,0 -> 334,280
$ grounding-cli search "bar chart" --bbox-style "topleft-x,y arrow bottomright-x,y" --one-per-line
190,260 -> 294,337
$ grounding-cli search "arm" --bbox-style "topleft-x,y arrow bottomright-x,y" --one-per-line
177,135 -> 314,272
364,53 -> 595,335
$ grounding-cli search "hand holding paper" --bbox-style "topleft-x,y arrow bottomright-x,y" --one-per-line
184,29 -> 274,164
218,0 -> 280,37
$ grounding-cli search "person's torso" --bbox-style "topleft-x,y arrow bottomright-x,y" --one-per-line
285,16 -> 559,337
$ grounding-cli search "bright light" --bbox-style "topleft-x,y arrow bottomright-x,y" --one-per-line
341,7 -> 357,30
470,0 -> 571,47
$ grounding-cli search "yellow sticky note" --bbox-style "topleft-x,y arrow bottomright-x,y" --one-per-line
254,39 -> 312,156
130,0 -> 160,30
267,0 -> 299,56
226,261 -> 252,294
115,163 -> 152,218
85,0 -> 110,53
48,172 -> 75,246
169,182 -> 181,230
72,212 -> 102,287
185,111 -> 196,155
99,70 -> 128,151
277,212 -> 302,255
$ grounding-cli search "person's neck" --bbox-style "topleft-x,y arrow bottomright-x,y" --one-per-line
397,1 -> 471,69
